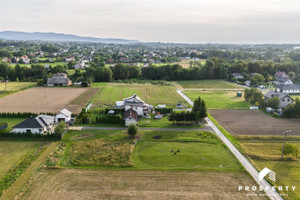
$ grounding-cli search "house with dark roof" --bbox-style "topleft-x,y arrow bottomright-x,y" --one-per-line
274,77 -> 293,86
47,73 -> 72,87
231,73 -> 244,80
264,90 -> 294,109
11,115 -> 55,134
276,84 -> 300,94
124,109 -> 138,126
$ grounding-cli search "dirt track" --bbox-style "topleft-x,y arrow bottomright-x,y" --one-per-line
210,109 -> 300,135
0,87 -> 96,114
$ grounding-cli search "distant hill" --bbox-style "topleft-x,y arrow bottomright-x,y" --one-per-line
0,31 -> 140,44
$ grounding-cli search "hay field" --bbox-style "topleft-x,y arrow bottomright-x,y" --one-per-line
22,169 -> 265,200
0,87 -> 98,114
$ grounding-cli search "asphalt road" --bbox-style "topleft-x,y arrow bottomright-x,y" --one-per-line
177,89 -> 283,200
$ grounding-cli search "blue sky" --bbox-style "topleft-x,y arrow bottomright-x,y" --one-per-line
0,0 -> 300,43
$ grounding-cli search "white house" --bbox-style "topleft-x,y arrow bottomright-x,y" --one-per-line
264,90 -> 294,109
231,73 -> 244,80
276,84 -> 300,94
55,108 -> 72,124
123,94 -> 145,116
274,77 -> 293,86
11,115 -> 55,134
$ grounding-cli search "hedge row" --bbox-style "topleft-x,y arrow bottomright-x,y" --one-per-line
0,112 -> 56,118
0,132 -> 61,139
155,108 -> 173,114
95,114 -> 124,124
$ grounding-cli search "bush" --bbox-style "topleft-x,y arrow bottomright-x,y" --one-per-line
155,108 -> 172,114
81,81 -> 88,87
281,143 -> 298,160
37,79 -> 44,86
127,124 -> 138,138
54,121 -> 66,136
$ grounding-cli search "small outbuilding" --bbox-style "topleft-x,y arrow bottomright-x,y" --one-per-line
55,108 -> 72,124
124,109 -> 138,126
47,73 -> 72,87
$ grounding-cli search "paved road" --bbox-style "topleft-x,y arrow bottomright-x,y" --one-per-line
177,89 -> 283,200
69,126 -> 213,132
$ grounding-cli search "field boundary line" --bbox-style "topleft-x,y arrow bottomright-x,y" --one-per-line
176,89 -> 283,200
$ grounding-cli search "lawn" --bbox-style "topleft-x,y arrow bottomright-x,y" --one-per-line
90,82 -> 185,108
0,141 -> 39,177
184,90 -> 250,109
176,80 -> 244,89
0,82 -> 35,92
9,62 -> 67,68
0,118 -> 26,132
238,137 -> 300,200
132,130 -> 242,170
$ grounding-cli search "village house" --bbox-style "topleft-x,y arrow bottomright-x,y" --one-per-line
1,57 -> 11,63
47,73 -> 72,87
274,77 -> 293,85
274,71 -> 288,79
276,84 -> 300,94
264,90 -> 294,109
124,109 -> 138,126
231,73 -> 244,80
11,115 -> 55,134
74,61 -> 88,69
55,108 -> 72,124
122,94 -> 152,126
20,55 -> 30,64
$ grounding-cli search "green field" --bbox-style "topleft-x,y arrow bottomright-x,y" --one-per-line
0,141 -> 39,177
62,129 -> 242,171
0,82 -> 35,92
90,83 -> 185,108
238,137 -> 300,200
9,62 -> 67,68
177,80 -> 244,89
184,90 -> 250,109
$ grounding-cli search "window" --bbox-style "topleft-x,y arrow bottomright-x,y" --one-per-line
288,99 -> 290,102
282,99 -> 285,102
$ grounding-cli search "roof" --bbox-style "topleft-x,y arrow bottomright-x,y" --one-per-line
59,108 -> 72,117
124,109 -> 138,120
47,77 -> 70,84
274,71 -> 288,77
13,115 -> 54,129
231,73 -> 244,78
264,90 -> 293,100
275,77 -> 292,83
276,84 -> 300,90
123,94 -> 144,104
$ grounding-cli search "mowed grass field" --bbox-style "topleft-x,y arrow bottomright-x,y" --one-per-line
90,83 -> 185,108
0,87 -> 97,114
237,136 -> 300,200
0,118 -> 26,132
0,82 -> 35,92
0,141 -> 39,177
22,169 -> 265,200
132,130 -> 242,170
184,90 -> 250,109
176,80 -> 243,89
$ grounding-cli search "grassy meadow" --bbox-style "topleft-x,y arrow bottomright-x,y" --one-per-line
184,90 -> 250,109
236,135 -> 300,200
176,80 -> 244,89
0,82 -> 35,92
0,141 -> 39,177
0,118 -> 26,132
90,82 -> 185,108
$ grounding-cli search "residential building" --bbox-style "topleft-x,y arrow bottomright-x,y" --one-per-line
55,108 -> 72,124
124,109 -> 138,126
264,90 -> 294,109
231,73 -> 244,80
11,115 -> 55,134
276,84 -> 300,94
47,73 -> 72,87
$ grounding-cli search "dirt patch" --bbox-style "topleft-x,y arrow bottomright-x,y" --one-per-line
0,87 -> 97,114
210,109 -> 300,135
22,169 -> 265,200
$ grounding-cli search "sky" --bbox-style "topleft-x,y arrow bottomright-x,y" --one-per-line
0,0 -> 300,43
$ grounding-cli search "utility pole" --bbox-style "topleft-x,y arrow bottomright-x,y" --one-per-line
281,130 -> 291,159
146,89 -> 148,104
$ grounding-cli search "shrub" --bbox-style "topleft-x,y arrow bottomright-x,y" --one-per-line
281,143 -> 298,160
54,121 -> 66,136
127,124 -> 138,138
152,135 -> 162,139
